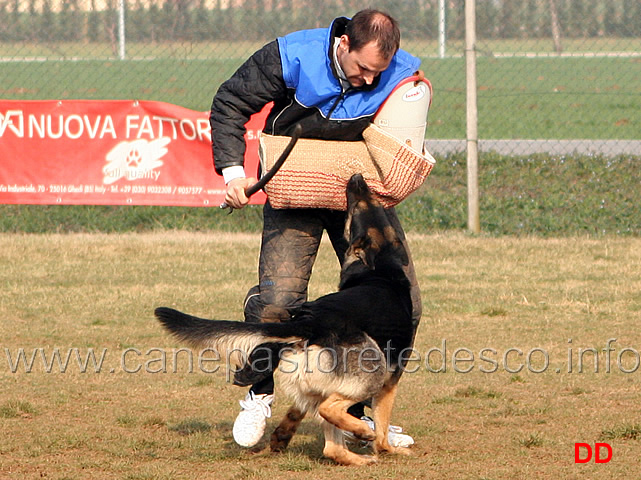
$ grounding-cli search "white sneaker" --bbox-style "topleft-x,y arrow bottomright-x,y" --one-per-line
232,392 -> 274,447
344,416 -> 415,448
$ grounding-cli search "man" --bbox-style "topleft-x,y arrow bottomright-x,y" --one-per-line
210,9 -> 422,449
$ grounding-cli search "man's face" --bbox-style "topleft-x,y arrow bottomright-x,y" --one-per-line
337,35 -> 392,88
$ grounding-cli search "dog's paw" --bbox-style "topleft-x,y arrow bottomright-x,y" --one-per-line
392,445 -> 414,456
352,454 -> 377,466
332,452 -> 378,466
270,427 -> 293,452
375,442 -> 414,456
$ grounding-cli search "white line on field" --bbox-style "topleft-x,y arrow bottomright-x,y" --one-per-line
1,51 -> 641,63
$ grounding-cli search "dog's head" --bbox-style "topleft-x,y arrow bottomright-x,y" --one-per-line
340,174 -> 409,287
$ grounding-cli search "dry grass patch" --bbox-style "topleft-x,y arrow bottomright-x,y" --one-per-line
1,232 -> 640,479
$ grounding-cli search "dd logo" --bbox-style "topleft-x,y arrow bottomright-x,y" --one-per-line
574,442 -> 613,464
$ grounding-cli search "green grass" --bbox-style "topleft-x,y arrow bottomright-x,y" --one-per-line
404,36 -> 641,55
0,202 -> 265,233
5,151 -> 639,236
418,151 -> 641,236
0,41 -> 264,59
2,40 -> 639,238
0,59 -> 234,111
454,386 -> 502,399
600,424 -> 641,441
0,400 -> 38,418
422,56 -> 641,139
1,40 -> 640,139
519,433 -> 545,449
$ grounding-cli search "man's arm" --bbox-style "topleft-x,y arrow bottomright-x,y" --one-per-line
210,40 -> 287,177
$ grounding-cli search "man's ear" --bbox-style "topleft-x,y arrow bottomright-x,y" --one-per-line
339,34 -> 350,52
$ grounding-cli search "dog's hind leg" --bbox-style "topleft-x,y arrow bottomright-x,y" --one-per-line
321,419 -> 376,466
270,406 -> 306,452
371,382 -> 412,456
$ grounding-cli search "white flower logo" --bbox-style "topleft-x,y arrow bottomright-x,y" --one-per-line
103,137 -> 170,184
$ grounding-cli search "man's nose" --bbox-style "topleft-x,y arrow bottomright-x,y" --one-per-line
363,72 -> 375,85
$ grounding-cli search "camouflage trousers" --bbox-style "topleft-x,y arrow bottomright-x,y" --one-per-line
244,201 -> 422,395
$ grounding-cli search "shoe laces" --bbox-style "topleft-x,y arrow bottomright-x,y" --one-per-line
239,392 -> 273,419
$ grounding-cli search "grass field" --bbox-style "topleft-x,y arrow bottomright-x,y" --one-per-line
1,232 -> 641,478
2,151 -> 640,236
2,39 -> 640,140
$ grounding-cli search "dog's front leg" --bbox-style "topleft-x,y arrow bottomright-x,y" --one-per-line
371,382 -> 412,456
318,393 -> 377,465
318,393 -> 375,441
321,419 -> 376,466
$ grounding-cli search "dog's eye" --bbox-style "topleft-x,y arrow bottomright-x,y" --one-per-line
352,237 -> 372,264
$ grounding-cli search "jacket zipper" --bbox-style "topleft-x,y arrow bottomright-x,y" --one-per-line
327,86 -> 351,119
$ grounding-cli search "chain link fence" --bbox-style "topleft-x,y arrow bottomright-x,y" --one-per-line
1,0 -> 640,156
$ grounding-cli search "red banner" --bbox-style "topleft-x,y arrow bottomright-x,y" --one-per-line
0,100 -> 269,206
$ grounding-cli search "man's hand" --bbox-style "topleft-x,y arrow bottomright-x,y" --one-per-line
413,70 -> 426,85
225,177 -> 258,210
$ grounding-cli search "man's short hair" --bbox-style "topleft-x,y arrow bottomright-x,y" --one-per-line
346,9 -> 400,60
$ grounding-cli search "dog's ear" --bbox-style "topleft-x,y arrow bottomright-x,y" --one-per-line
383,226 -> 410,266
390,239 -> 410,267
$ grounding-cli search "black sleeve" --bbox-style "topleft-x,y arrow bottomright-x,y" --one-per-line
210,40 -> 287,175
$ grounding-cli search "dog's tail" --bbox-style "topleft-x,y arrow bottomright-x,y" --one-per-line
154,307 -> 312,365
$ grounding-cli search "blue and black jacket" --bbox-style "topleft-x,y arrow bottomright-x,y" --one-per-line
210,16 -> 421,175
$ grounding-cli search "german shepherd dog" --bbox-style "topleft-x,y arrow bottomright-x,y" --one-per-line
155,174 -> 416,465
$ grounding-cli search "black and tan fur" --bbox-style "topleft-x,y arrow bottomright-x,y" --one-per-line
155,174 -> 416,465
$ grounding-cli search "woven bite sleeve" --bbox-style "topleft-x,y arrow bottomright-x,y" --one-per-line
259,124 -> 435,210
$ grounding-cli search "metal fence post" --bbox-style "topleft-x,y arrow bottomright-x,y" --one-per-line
465,0 -> 480,233
118,0 -> 126,60
438,0 -> 446,58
